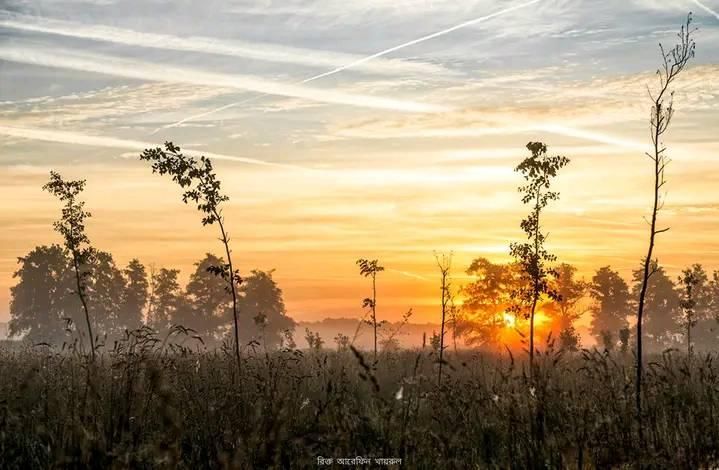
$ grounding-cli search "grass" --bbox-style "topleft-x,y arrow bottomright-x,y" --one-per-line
1,331 -> 718,469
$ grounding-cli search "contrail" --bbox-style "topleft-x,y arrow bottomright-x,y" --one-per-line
0,11 -> 445,77
388,269 -> 430,281
0,125 -> 305,170
691,0 -> 719,19
304,0 -> 542,83
0,46 -> 447,114
335,122 -> 651,153
154,0 -> 543,134
151,95 -> 261,135
533,124 -> 649,152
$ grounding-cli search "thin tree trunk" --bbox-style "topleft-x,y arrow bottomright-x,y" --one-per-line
146,264 -> 156,327
438,271 -> 447,386
71,243 -> 94,361
215,210 -> 241,375
636,100 -> 663,437
637,12 -> 693,446
373,273 -> 377,361
453,323 -> 458,354
529,191 -> 541,374
529,293 -> 538,374
687,312 -> 692,357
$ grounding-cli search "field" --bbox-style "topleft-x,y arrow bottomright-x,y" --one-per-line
2,334 -> 718,469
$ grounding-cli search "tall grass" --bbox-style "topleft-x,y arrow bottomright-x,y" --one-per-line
1,333 -> 718,469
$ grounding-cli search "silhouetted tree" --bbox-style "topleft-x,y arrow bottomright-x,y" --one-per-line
146,264 -> 157,326
379,308 -> 412,355
357,258 -> 385,361
379,337 -> 400,352
279,329 -> 296,350
708,270 -> 719,315
619,328 -> 631,354
635,14 -> 695,421
679,265 -> 702,356
551,263 -> 588,343
600,331 -> 614,352
589,266 -> 631,347
695,270 -> 719,349
632,259 -> 681,350
141,142 -> 243,372
9,245 -> 74,343
178,253 -> 231,343
435,252 -> 452,385
119,258 -> 148,332
677,264 -> 714,353
148,268 -> 182,333
305,328 -> 324,350
43,172 -> 97,359
88,251 -> 125,342
559,325 -> 580,352
238,269 -> 296,348
430,331 -> 441,352
462,258 -> 519,348
334,333 -> 350,351
447,297 -> 464,353
9,246 -> 149,345
509,142 -> 569,372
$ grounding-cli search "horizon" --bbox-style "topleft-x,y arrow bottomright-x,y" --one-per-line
2,0 -> 719,340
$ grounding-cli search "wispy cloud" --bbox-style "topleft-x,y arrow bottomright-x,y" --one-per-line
0,11 -> 448,77
387,268 -> 430,281
0,45 -> 448,113
0,125 -> 303,169
302,0 -> 543,83
0,83 -> 228,127
154,0 -> 543,132
333,122 -> 650,152
533,124 -> 648,152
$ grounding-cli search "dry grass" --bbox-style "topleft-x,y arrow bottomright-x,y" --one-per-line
1,330 -> 718,469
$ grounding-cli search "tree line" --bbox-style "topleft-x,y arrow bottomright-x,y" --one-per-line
455,258 -> 719,354
8,248 -> 295,349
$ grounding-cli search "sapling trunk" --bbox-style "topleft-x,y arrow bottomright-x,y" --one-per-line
43,172 -> 96,361
635,15 -> 695,429
356,258 -> 384,363
436,253 -> 452,386
140,142 -> 243,375
214,209 -> 242,373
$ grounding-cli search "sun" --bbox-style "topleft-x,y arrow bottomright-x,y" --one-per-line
503,312 -> 516,328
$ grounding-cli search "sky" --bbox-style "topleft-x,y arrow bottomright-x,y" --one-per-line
0,0 -> 718,330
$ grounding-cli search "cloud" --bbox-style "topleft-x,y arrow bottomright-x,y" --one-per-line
154,0 -> 543,132
329,165 -> 516,186
0,125 -> 304,169
300,0 -> 544,83
323,63 -> 718,157
533,124 -> 647,151
0,45 -> 449,114
0,11 -> 449,77
630,0 -> 715,15
0,83 -> 229,127
691,0 -> 719,20
332,121 -> 650,152
387,268 -> 430,281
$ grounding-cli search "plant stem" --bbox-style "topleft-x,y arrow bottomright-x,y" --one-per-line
214,208 -> 241,375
